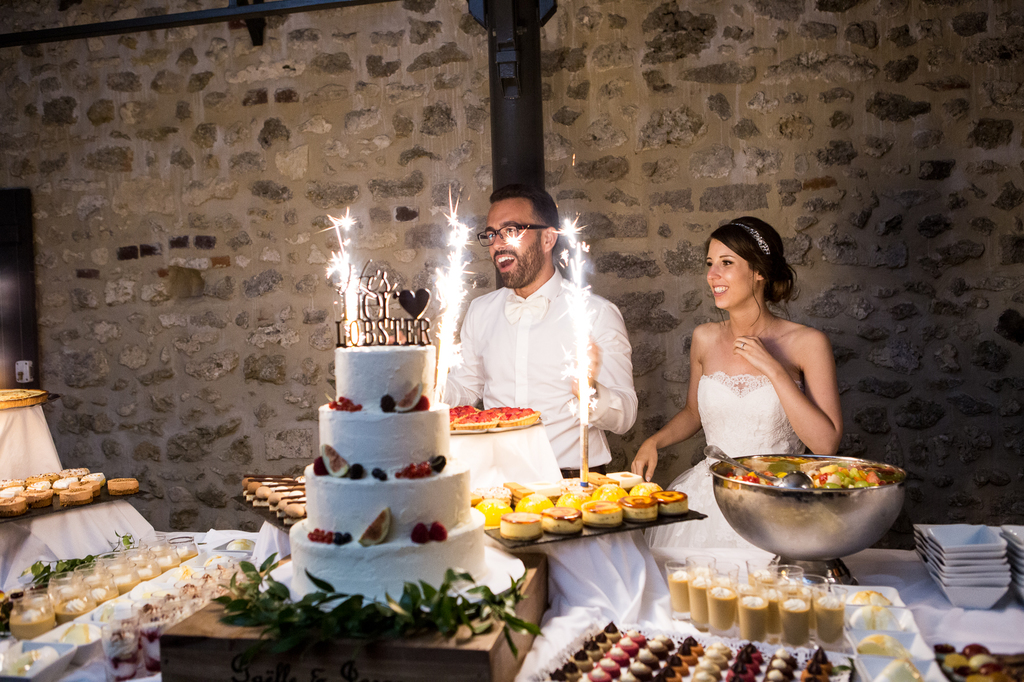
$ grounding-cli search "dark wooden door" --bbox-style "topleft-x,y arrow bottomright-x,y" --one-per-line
0,188 -> 40,389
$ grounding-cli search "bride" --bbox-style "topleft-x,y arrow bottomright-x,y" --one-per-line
632,217 -> 843,549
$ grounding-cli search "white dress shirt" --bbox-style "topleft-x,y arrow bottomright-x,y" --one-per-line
445,271 -> 638,470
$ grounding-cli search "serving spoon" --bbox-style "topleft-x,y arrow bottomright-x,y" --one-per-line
704,445 -> 814,488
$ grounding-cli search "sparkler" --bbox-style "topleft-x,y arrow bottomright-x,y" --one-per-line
559,216 -> 596,485
434,188 -> 472,403
325,208 -> 357,346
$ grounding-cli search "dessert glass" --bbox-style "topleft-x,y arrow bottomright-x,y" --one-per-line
685,555 -> 715,632
665,560 -> 689,620
49,574 -> 97,625
737,583 -> 769,642
149,540 -> 182,571
127,548 -> 162,581
169,536 -> 199,562
99,553 -> 142,596
813,585 -> 847,646
745,557 -> 773,587
778,574 -> 811,646
134,600 -> 175,674
754,565 -> 803,645
708,562 -> 739,637
8,587 -> 56,640
101,615 -> 140,682
802,573 -> 829,634
75,563 -> 120,606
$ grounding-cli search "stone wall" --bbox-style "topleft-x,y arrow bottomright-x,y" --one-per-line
1,0 -> 1021,543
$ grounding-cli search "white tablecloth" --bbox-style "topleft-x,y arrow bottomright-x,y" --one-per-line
451,425 -> 562,490
0,500 -> 156,592
0,404 -> 62,480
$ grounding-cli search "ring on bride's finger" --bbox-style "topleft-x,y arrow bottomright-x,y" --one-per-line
740,341 -> 746,349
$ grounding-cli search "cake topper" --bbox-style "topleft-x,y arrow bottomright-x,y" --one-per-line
329,261 -> 432,347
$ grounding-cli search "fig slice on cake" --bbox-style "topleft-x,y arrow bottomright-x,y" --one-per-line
321,444 -> 349,478
394,383 -> 423,412
359,508 -> 392,546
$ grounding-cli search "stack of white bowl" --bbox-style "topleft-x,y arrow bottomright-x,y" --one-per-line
999,525 -> 1024,603
914,524 -> 1010,609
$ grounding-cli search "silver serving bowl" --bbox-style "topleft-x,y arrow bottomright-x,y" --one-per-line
712,455 -> 905,580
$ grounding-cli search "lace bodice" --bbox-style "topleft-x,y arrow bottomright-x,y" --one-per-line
697,372 -> 805,456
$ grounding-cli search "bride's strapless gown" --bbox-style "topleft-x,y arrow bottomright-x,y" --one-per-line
646,372 -> 805,549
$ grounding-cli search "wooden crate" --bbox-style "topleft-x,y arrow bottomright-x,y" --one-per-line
161,553 -> 547,682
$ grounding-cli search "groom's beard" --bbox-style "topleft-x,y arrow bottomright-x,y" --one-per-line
495,237 -> 545,290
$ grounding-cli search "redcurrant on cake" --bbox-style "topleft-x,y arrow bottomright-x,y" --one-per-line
289,344 -> 488,601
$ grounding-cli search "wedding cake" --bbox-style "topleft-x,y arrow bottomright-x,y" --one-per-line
289,344 -> 487,600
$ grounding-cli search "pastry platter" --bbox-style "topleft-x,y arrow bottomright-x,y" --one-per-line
0,389 -> 56,410
0,487 -> 137,525
485,508 -> 707,549
232,494 -> 292,532
450,421 -> 544,435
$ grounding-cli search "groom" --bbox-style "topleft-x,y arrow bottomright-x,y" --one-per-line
444,184 -> 638,477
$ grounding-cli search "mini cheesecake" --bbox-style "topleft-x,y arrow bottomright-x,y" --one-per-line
52,477 -> 78,491
581,500 -> 623,528
619,495 -> 658,522
499,512 -> 543,540
23,489 -> 54,508
107,478 -> 139,495
541,506 -> 584,535
651,490 -> 689,516
0,495 -> 28,517
59,487 -> 93,507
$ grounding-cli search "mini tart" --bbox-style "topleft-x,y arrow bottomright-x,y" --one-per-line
59,487 -> 93,507
108,478 -> 139,495
581,500 -> 623,528
0,478 -> 24,489
0,495 -> 28,516
23,489 -> 54,508
541,506 -> 584,535
619,495 -> 658,522
82,472 -> 107,486
650,490 -> 689,516
499,511 -> 543,540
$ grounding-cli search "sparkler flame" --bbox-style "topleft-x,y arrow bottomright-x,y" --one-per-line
434,188 -> 472,403
325,208 -> 358,341
559,216 -> 596,482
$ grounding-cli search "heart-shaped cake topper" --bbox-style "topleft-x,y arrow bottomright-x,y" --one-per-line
398,289 -> 430,319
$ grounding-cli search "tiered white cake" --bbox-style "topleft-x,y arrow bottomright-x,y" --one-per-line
289,345 -> 487,600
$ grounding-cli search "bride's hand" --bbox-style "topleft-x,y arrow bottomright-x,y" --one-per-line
631,440 -> 659,481
734,336 -> 782,376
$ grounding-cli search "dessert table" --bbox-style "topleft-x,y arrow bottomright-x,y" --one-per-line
0,500 -> 156,592
0,404 -> 62,479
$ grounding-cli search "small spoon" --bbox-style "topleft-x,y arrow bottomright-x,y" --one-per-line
703,445 -> 773,479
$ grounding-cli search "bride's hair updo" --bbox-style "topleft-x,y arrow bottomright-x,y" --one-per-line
707,217 -> 796,304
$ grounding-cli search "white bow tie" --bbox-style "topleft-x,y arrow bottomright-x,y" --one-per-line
505,294 -> 549,325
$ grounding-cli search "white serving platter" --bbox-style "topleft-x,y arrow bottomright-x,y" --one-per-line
844,604 -> 918,632
936,581 -> 1008,609
32,622 -> 101,664
848,628 -> 931,660
844,585 -> 906,607
0,641 -> 76,682
855,656 -> 945,682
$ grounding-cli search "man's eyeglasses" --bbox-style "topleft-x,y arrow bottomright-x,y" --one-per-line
476,223 -> 549,247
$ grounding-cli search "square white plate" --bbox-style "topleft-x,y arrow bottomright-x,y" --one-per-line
32,622 -> 101,665
922,549 -> 1009,570
936,581 -> 1008,609
917,547 -> 1010,579
1000,525 -> 1024,547
922,524 -> 1008,553
915,533 -> 1008,560
0,641 -> 76,682
848,628 -> 931,659
844,585 -> 906,607
855,656 -> 945,682
924,561 -> 1012,586
844,604 -> 917,632
1014,582 -> 1024,604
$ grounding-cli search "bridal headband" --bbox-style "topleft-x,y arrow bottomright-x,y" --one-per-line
729,223 -> 771,256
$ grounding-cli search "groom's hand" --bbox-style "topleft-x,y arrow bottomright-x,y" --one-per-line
571,338 -> 602,398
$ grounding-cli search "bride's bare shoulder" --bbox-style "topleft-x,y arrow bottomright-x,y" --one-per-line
777,320 -> 832,351
691,321 -> 724,348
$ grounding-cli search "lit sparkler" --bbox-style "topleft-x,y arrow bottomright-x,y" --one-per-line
559,216 -> 596,485
325,208 -> 358,346
434,188 -> 473,403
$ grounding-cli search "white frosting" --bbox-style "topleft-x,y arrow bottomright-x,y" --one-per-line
319,405 -> 450,469
53,477 -> 78,490
817,595 -> 843,610
741,595 -> 766,608
710,586 -> 735,599
670,570 -> 688,581
0,487 -> 23,498
782,598 -> 808,611
849,604 -> 900,630
290,510 -> 488,601
334,345 -> 436,410
691,575 -> 711,588
303,461 -> 473,538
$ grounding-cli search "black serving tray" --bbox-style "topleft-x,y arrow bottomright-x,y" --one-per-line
233,494 -> 296,533
485,508 -> 707,549
0,487 -> 137,524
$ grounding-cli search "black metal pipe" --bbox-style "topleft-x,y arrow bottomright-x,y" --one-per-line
471,0 -> 555,192
0,0 -> 396,48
